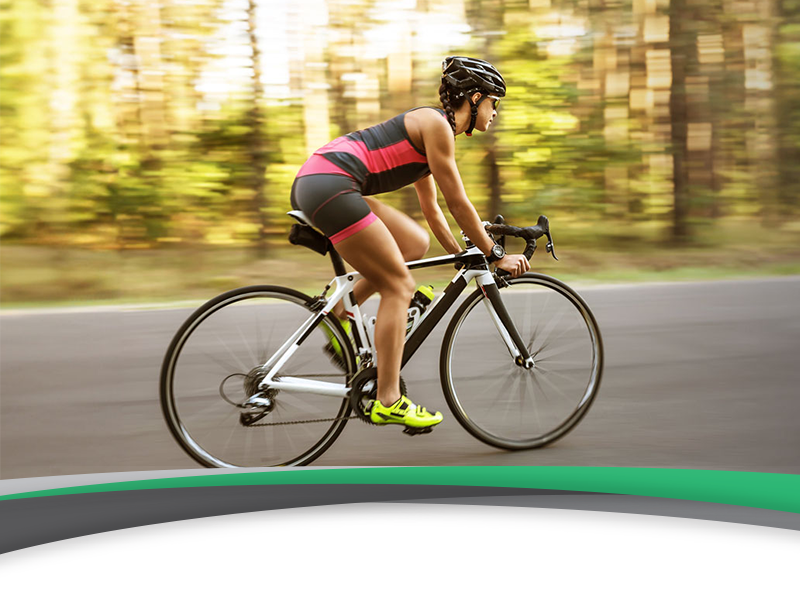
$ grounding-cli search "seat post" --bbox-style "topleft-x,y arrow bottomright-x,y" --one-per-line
329,246 -> 348,277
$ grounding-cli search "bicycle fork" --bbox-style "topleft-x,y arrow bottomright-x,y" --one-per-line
475,271 -> 535,369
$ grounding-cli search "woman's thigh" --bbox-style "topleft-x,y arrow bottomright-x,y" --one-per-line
291,174 -> 372,241
364,197 -> 429,260
333,217 -> 414,297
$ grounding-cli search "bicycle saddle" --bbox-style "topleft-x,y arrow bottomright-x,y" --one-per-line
288,210 -> 314,228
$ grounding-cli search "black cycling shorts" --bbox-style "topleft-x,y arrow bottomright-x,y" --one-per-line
290,174 -> 377,244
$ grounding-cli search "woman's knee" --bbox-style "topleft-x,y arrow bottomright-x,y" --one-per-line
375,270 -> 415,301
401,228 -> 430,261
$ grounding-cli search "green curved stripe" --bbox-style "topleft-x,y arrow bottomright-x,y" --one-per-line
2,467 -> 799,513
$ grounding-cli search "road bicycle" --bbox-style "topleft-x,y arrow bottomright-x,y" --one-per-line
159,212 -> 604,467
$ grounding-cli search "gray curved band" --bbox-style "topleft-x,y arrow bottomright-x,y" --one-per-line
2,485 -> 798,555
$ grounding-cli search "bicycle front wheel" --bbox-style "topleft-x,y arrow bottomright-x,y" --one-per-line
160,285 -> 357,467
440,273 -> 603,450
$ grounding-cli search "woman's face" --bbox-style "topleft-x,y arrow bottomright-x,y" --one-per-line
470,92 -> 499,133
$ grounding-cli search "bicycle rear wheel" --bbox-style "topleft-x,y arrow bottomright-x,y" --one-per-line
160,285 -> 357,467
440,273 -> 603,450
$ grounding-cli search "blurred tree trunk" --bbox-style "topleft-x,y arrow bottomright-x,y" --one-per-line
773,0 -> 800,218
113,1 -> 142,248
327,16 -> 354,137
669,0 -> 690,242
387,18 -> 419,218
247,0 -> 269,255
743,6 -> 779,226
48,0 -> 81,240
134,0 -> 168,151
483,35 -> 503,222
686,2 -> 724,220
466,0 -> 504,221
134,0 -> 168,244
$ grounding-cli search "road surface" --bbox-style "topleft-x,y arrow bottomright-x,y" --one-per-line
2,277 -> 799,477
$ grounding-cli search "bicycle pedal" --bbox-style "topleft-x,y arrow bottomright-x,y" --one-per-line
402,426 -> 434,436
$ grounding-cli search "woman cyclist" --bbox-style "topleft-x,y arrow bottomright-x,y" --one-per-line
290,56 -> 530,431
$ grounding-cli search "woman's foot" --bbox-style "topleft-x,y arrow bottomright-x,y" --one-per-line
370,395 -> 443,428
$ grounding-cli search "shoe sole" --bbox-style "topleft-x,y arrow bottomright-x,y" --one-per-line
369,415 -> 443,429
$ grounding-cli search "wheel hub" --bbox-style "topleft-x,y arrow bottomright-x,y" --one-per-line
244,366 -> 272,398
515,356 -> 535,370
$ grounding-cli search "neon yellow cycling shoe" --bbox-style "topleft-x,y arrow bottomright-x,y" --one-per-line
321,317 -> 351,371
370,395 -> 443,431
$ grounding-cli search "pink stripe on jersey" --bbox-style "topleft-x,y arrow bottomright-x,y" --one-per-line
316,137 -> 427,174
297,154 -> 355,179
329,212 -> 378,244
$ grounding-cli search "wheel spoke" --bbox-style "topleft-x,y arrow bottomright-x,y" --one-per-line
199,351 -> 240,375
450,361 -> 512,384
214,332 -> 252,372
533,318 -> 582,357
528,286 -> 551,346
236,322 -> 258,367
529,305 -> 570,356
260,318 -> 276,365
528,374 -> 549,428
532,368 -> 575,406
535,364 -> 587,388
534,337 -> 589,362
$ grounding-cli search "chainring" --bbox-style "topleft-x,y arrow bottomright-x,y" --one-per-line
348,367 -> 407,423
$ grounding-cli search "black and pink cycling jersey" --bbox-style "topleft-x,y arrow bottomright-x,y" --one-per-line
290,107 -> 447,244
297,107 -> 447,194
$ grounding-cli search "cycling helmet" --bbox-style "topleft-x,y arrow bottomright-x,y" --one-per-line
441,56 -> 506,135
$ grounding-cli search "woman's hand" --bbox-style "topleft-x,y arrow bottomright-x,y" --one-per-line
494,254 -> 530,278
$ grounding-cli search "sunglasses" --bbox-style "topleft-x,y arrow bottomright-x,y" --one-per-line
486,95 -> 501,110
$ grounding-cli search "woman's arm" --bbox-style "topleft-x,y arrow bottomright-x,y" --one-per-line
421,115 -> 497,256
414,174 -> 462,254
421,113 -> 529,277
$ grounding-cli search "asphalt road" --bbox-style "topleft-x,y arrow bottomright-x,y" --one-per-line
2,277 -> 799,477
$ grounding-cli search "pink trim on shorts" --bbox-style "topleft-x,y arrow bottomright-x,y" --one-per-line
297,154 -> 355,179
329,212 -> 378,245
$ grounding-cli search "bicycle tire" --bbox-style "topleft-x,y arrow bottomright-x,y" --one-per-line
440,273 -> 603,450
160,285 -> 357,467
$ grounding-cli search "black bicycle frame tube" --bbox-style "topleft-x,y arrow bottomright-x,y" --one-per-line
401,274 -> 469,368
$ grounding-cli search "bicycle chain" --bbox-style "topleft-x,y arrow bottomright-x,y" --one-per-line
243,368 -> 405,428
243,414 -> 364,427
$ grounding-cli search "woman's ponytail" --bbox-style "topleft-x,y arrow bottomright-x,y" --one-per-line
438,81 -> 458,135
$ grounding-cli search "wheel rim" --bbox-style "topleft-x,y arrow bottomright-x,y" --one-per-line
444,276 -> 602,449
163,289 -> 354,467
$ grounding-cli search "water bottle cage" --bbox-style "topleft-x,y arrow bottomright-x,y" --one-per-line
406,306 -> 422,336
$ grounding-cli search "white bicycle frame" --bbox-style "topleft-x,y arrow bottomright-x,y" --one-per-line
256,245 -> 524,400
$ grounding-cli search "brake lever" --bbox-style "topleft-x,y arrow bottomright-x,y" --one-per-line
545,232 -> 559,261
535,215 -> 558,261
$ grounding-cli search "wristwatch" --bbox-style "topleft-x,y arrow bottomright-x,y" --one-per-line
486,244 -> 506,263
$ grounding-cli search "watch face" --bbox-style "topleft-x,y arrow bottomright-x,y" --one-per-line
492,245 -> 505,258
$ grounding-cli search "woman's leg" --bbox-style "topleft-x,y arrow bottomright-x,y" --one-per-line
332,196 -> 430,320
333,217 -> 415,407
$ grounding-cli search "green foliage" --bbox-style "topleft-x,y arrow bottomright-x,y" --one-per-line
1,0 -> 799,260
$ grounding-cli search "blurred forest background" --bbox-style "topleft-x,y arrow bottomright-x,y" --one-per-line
1,0 -> 799,305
